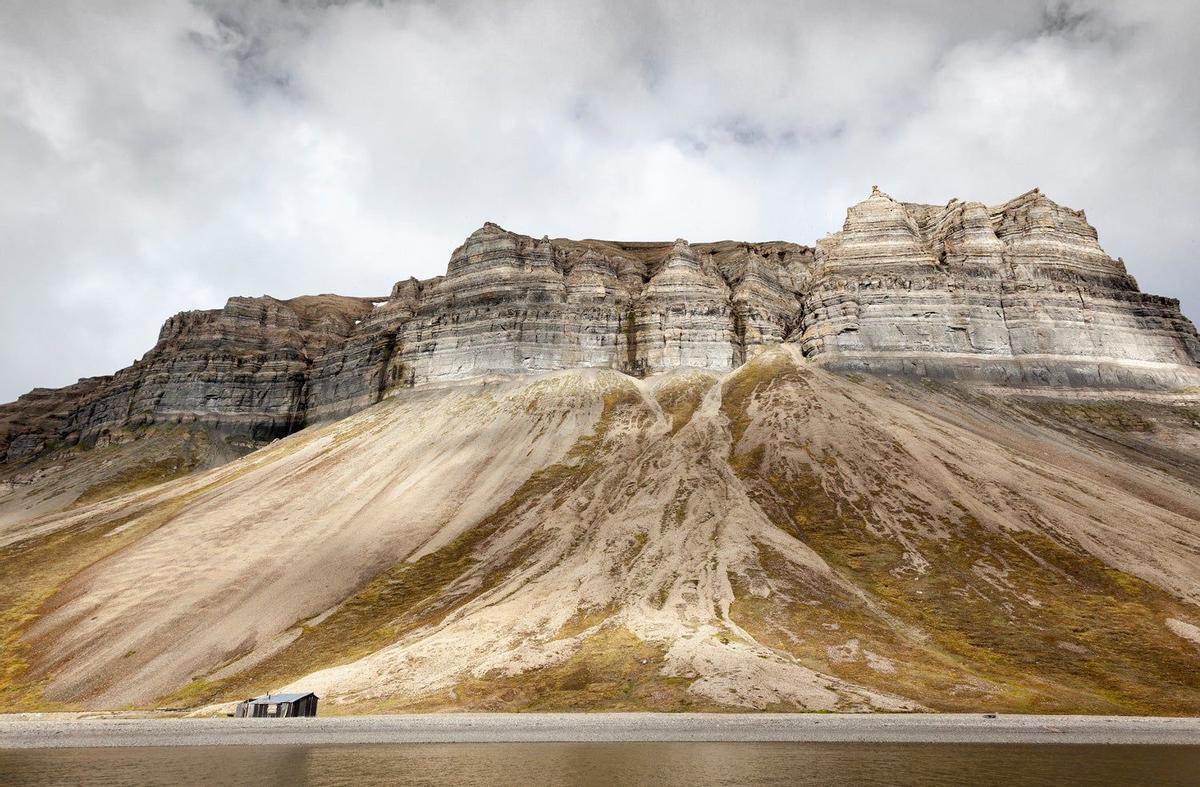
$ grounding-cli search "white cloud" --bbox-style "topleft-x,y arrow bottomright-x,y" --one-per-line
1,0 -> 1197,402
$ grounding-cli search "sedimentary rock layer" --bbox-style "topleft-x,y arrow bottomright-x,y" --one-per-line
2,189 -> 1198,468
0,294 -> 376,464
800,188 -> 1200,387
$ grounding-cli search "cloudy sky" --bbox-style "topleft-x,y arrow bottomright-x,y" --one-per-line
1,0 -> 1197,402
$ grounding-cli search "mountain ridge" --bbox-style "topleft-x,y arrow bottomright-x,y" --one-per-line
2,189 -> 1199,715
3,187 -> 1198,476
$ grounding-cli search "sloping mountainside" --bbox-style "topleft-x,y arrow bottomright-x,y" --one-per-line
1,188 -> 1199,714
2,347 -> 1200,714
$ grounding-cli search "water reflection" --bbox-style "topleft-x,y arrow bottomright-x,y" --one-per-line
3,742 -> 1198,786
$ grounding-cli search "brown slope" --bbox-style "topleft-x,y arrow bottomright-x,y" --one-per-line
724,348 -> 1200,713
2,349 -> 1199,714
3,375 -> 600,709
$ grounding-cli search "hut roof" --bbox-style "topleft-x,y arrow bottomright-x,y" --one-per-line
247,692 -> 317,704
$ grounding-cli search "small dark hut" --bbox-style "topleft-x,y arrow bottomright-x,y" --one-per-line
235,692 -> 319,718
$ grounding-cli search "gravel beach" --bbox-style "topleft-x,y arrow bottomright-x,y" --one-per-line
2,713 -> 1199,749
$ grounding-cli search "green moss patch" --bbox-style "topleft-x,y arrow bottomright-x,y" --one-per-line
1024,401 -> 1155,433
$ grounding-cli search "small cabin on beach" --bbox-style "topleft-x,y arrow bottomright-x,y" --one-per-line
235,692 -> 319,718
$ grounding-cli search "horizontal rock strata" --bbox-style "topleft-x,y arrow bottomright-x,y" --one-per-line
1,294 -> 375,464
800,188 -> 1200,387
3,189 -> 1198,467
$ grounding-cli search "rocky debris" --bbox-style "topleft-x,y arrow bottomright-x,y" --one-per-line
9,351 -> 1200,713
3,189 -> 1198,470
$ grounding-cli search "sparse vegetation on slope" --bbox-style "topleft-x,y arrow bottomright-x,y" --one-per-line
4,352 -> 1200,715
722,350 -> 1200,714
654,371 -> 718,435
72,432 -> 211,507
1,467 -> 251,710
365,629 -> 707,714
0,425 -> 221,525
163,377 -> 650,709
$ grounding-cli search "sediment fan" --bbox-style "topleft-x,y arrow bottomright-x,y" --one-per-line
1,188 -> 1198,715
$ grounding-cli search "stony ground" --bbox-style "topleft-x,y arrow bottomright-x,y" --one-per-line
3,713 -> 1200,748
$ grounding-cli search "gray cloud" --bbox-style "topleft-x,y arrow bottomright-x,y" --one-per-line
1,0 -> 1197,402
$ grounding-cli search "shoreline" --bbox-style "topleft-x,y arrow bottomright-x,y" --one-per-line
3,713 -> 1200,749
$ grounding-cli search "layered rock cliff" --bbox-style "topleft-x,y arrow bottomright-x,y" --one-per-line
801,187 -> 1200,386
3,189 -> 1198,471
0,294 -> 376,465
3,190 -> 1200,715
304,226 -> 815,424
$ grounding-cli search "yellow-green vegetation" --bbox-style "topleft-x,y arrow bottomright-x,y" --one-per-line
720,349 -> 802,448
0,426 -> 214,514
162,379 -> 650,709
1015,397 -> 1200,439
728,542 -> 993,709
160,677 -> 216,710
73,443 -> 207,507
654,373 -> 717,435
721,360 -> 1200,715
0,497 -> 194,710
553,603 -> 619,640
355,628 -> 715,713
0,419 -> 348,711
1024,400 -> 1156,433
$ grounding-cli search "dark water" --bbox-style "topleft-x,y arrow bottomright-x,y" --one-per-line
2,743 -> 1198,786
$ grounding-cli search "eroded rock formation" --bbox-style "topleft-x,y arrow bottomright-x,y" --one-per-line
800,187 -> 1200,386
3,188 -> 1198,467
1,294 -> 375,464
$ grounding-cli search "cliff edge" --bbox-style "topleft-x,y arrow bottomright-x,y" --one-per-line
2,189 -> 1197,474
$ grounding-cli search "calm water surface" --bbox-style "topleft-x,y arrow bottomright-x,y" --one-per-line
2,742 -> 1198,786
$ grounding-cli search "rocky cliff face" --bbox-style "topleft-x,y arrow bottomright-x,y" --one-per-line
3,190 -> 1200,715
3,189 -> 1198,470
305,226 -> 814,420
0,294 -> 375,465
800,187 -> 1200,387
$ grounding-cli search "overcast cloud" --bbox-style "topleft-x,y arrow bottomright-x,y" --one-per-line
1,0 -> 1197,402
